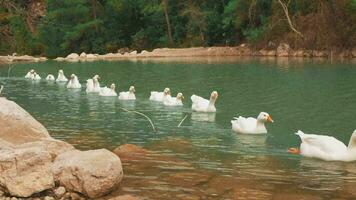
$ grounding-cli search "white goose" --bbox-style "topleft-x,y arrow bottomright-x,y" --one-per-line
163,93 -> 184,106
56,69 -> 68,82
119,86 -> 136,100
288,130 -> 356,162
67,74 -> 81,89
231,112 -> 273,134
46,74 -> 55,81
25,69 -> 35,79
86,75 -> 101,93
191,91 -> 218,112
99,83 -> 117,96
31,72 -> 41,80
149,88 -> 171,102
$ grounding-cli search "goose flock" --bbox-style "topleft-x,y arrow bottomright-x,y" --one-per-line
23,69 -> 356,162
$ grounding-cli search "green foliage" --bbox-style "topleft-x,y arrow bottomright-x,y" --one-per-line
38,0 -> 104,57
9,16 -> 34,54
1,0 -> 355,56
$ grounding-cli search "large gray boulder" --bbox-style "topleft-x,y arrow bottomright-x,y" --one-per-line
0,98 -> 123,199
52,149 -> 123,198
0,98 -> 50,145
0,98 -> 73,197
0,146 -> 54,197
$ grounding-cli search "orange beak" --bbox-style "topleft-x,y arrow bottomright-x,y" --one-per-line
267,115 -> 273,123
288,148 -> 300,154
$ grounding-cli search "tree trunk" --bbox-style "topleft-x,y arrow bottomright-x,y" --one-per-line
91,0 -> 98,31
162,0 -> 174,46
277,0 -> 304,39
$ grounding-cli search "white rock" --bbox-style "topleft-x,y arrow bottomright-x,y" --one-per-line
52,149 -> 123,198
44,196 -> 55,200
54,57 -> 65,61
0,146 -> 55,197
0,97 -> 50,145
66,53 -> 79,59
53,187 -> 66,199
86,54 -> 97,59
79,52 -> 87,58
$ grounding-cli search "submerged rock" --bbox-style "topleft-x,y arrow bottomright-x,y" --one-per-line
108,195 -> 140,200
113,144 -> 149,156
52,149 -> 123,198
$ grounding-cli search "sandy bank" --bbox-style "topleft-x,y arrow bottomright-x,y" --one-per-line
0,55 -> 47,64
1,44 -> 355,64
57,44 -> 356,62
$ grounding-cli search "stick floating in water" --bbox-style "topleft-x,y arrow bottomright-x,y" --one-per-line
120,107 -> 156,132
177,115 -> 188,128
0,85 -> 3,95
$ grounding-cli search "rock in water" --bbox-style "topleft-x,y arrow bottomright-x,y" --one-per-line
52,149 -> 123,198
0,97 -> 50,145
108,195 -> 140,200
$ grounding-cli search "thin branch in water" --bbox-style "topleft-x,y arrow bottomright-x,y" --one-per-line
0,85 -> 4,95
177,115 -> 188,128
7,63 -> 13,78
120,107 -> 156,132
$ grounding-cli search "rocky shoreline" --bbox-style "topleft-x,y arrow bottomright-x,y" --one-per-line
1,44 -> 355,64
0,55 -> 47,64
0,97 -> 138,200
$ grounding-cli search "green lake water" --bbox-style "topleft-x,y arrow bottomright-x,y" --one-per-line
1,57 -> 356,199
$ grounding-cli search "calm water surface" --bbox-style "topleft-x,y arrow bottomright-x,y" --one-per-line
1,57 -> 356,199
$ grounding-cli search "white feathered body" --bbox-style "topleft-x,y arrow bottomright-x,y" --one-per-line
56,73 -> 68,82
25,72 -> 33,79
46,74 -> 55,81
231,117 -> 267,134
295,130 -> 356,161
191,95 -> 216,112
32,74 -> 41,80
149,91 -> 163,101
150,91 -> 170,102
86,79 -> 100,93
119,91 -> 136,100
67,76 -> 81,89
99,87 -> 117,96
163,96 -> 183,106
